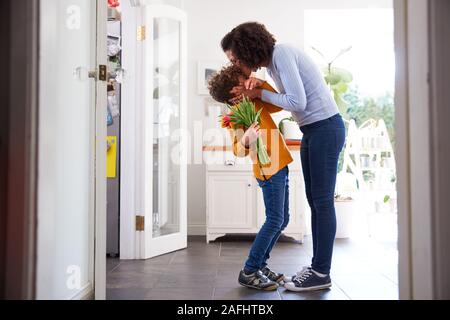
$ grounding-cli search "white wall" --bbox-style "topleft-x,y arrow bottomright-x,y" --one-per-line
182,0 -> 392,235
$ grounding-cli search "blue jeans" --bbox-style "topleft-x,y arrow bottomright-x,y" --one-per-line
244,166 -> 290,273
300,114 -> 346,275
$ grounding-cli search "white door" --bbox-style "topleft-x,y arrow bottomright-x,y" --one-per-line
139,5 -> 188,259
37,0 -> 107,300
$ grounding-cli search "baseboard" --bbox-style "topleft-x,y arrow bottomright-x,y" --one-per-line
188,224 -> 206,235
69,282 -> 94,300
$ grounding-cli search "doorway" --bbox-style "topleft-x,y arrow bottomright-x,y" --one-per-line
106,0 -> 399,300
2,0 -> 447,300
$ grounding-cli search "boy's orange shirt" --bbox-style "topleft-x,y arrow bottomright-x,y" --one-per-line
230,82 -> 294,180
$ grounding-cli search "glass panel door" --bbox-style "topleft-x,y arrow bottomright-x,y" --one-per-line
141,5 -> 187,259
152,17 -> 181,238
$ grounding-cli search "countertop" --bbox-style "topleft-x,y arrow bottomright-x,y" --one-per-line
203,140 -> 301,152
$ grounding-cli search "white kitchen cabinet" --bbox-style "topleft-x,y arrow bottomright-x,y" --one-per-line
207,174 -> 255,230
205,150 -> 307,243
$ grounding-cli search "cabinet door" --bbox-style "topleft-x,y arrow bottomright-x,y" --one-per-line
287,174 -> 304,229
208,175 -> 255,229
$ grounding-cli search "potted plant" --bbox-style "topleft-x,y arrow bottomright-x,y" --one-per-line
334,194 -> 357,239
334,171 -> 360,239
278,117 -> 302,141
311,46 -> 353,115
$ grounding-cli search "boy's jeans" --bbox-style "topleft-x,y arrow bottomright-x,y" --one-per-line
244,166 -> 289,272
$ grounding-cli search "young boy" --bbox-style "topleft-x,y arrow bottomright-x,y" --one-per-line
208,65 -> 293,290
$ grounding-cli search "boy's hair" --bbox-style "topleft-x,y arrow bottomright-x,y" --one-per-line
208,65 -> 245,104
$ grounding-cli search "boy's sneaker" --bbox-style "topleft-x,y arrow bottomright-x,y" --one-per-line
283,266 -> 312,283
284,269 -> 332,292
261,266 -> 284,283
238,270 -> 279,291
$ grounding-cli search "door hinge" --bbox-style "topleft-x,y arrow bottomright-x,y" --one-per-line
136,215 -> 145,231
137,25 -> 146,41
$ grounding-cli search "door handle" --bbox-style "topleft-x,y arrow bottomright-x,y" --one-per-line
73,67 -> 90,81
73,65 -> 108,81
88,70 -> 97,79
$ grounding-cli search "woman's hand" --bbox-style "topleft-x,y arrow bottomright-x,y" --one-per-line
229,86 -> 262,105
240,123 -> 260,148
244,77 -> 264,90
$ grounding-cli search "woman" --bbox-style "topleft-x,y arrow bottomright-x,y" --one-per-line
221,22 -> 346,292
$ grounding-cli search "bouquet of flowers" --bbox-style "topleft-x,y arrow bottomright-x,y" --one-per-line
220,97 -> 271,166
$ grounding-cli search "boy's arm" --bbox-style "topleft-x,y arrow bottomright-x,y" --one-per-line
229,127 -> 251,158
258,82 -> 284,114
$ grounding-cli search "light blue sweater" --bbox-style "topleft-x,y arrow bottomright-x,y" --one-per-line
261,44 -> 339,127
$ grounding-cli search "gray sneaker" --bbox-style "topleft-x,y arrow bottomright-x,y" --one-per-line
238,270 -> 279,291
283,266 -> 312,283
261,266 -> 284,283
284,269 -> 332,292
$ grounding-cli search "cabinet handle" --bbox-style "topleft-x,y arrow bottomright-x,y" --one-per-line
225,160 -> 235,166
247,184 -> 252,187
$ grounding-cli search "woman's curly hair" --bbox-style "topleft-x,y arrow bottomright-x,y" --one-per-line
221,22 -> 276,70
208,65 -> 245,104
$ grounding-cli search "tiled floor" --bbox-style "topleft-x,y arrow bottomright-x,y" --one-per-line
106,235 -> 398,300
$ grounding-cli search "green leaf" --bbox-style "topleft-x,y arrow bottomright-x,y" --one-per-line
255,108 -> 263,123
325,73 -> 341,85
334,92 -> 348,114
332,82 -> 349,94
331,67 -> 353,83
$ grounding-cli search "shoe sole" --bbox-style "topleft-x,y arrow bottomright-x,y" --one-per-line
273,276 -> 285,284
238,281 -> 279,291
284,282 -> 332,292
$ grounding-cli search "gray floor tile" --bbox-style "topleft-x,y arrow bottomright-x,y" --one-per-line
279,286 -> 349,300
213,287 -> 281,300
332,274 -> 399,300
107,271 -> 160,289
217,263 -> 244,277
171,253 -> 222,265
106,258 -> 121,273
107,288 -> 151,300
218,256 -> 248,265
164,263 -> 219,276
175,245 -> 220,257
154,274 -> 216,289
111,261 -> 168,274
144,288 -> 214,300
219,247 -> 249,257
116,252 -> 175,265
106,235 -> 398,300
213,279 -> 240,289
